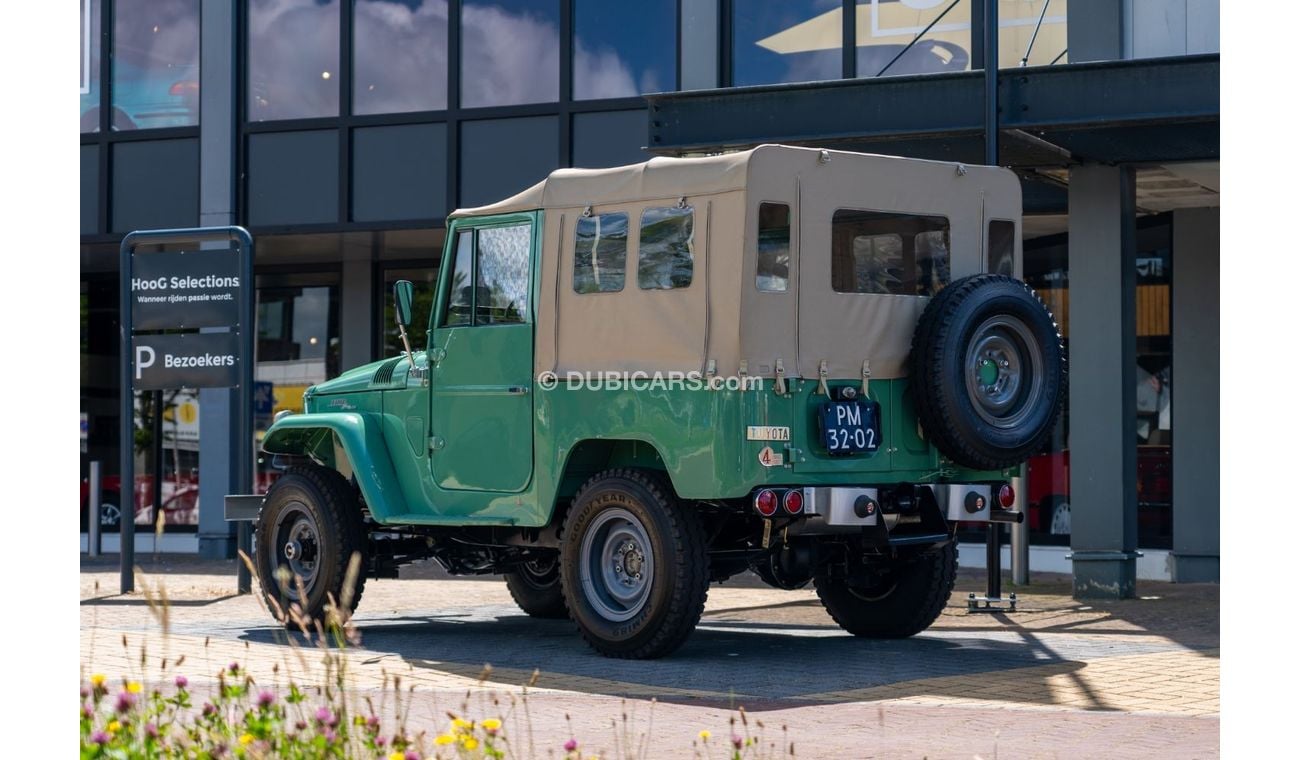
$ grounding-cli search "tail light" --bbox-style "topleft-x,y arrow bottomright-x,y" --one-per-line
754,489 -> 778,517
998,483 -> 1016,509
783,489 -> 804,515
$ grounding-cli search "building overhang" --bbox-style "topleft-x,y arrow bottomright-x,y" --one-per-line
645,54 -> 1219,170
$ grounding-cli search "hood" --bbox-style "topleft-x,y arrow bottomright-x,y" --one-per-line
307,357 -> 400,397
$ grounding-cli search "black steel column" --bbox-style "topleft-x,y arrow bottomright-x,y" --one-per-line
118,247 -> 134,594
152,390 -> 164,538
984,0 -> 998,167
982,0 -> 1002,603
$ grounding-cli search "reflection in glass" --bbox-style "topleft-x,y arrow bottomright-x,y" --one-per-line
733,0 -> 843,87
80,0 -> 101,131
850,1 -> 1067,77
475,224 -> 531,323
248,0 -> 340,121
111,0 -> 200,130
831,209 -> 950,295
573,1 -> 675,100
574,213 -> 628,293
638,207 -> 694,290
461,0 -> 559,107
756,203 -> 790,292
354,0 -> 448,114
988,219 -> 1015,276
854,0 -> 969,78
382,267 -> 439,357
446,231 -> 475,326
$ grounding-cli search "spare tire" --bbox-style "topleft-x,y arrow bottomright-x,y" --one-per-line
910,274 -> 1065,471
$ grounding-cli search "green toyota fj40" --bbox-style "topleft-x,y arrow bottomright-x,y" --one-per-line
230,145 -> 1064,659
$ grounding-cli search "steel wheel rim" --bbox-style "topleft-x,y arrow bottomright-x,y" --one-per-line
1050,502 -> 1071,535
964,314 -> 1044,429
579,508 -> 654,623
272,502 -> 321,601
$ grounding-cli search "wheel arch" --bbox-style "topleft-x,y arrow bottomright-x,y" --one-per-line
550,438 -> 674,524
262,412 -> 408,522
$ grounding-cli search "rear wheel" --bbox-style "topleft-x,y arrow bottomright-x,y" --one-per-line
815,543 -> 957,638
559,469 -> 709,659
504,556 -> 567,619
1049,497 -> 1071,535
254,466 -> 367,627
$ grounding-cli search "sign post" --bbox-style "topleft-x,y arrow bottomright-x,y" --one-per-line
119,227 -> 254,595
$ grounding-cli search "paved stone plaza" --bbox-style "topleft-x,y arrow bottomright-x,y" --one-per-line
80,555 -> 1218,758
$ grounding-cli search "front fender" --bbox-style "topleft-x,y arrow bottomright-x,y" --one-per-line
262,412 -> 408,522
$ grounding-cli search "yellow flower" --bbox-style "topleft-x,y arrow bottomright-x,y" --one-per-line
698,730 -> 711,741
107,720 -> 121,734
126,681 -> 143,694
90,674 -> 106,688
239,733 -> 254,746
451,717 -> 473,733
434,734 -> 456,746
390,753 -> 408,760
462,737 -> 480,751
482,717 -> 502,732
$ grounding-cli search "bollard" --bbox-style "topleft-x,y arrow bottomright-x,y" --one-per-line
88,460 -> 102,557
1011,474 -> 1029,585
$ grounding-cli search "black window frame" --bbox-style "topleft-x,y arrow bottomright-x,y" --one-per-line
234,0 -> 681,239
80,0 -> 202,241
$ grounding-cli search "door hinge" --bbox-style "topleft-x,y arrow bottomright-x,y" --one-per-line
428,436 -> 445,452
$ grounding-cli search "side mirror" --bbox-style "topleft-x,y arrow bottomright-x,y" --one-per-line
393,280 -> 414,327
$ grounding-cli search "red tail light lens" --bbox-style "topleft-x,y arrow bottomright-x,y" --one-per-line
754,489 -> 778,517
998,483 -> 1016,508
783,489 -> 804,515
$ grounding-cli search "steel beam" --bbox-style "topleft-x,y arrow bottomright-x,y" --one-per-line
646,55 -> 1218,166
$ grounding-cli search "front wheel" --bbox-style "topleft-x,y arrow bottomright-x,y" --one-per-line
559,469 -> 709,659
815,543 -> 957,638
254,466 -> 367,627
504,556 -> 568,619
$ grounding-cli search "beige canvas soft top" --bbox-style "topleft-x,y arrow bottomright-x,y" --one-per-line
450,150 -> 755,220
450,145 -> 1022,382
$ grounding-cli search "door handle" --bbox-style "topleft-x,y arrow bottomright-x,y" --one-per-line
506,386 -> 529,395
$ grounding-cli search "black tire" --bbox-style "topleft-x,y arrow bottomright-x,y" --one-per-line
559,469 -> 709,659
815,543 -> 957,638
504,556 -> 568,619
254,466 -> 367,627
1048,496 -> 1071,536
911,274 -> 1066,471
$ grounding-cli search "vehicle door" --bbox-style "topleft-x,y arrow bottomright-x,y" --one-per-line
429,214 -> 537,494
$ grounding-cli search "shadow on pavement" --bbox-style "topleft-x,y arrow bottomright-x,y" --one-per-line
233,609 -> 1141,712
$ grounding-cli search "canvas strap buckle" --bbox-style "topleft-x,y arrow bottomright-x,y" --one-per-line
816,360 -> 830,396
861,360 -> 871,397
774,358 -> 787,396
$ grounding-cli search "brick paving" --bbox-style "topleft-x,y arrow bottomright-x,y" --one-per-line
80,555 -> 1219,758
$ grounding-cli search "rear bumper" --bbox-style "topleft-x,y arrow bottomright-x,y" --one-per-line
802,483 -> 1022,526
790,483 -> 1022,548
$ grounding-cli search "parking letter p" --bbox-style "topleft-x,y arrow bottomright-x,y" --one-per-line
136,345 -> 155,381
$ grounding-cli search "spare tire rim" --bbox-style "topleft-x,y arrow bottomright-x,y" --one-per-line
579,507 -> 655,623
964,314 -> 1044,430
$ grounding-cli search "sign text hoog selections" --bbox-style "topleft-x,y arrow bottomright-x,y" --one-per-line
131,249 -> 242,330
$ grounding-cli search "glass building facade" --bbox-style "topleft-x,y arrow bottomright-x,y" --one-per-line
80,0 -> 1218,571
